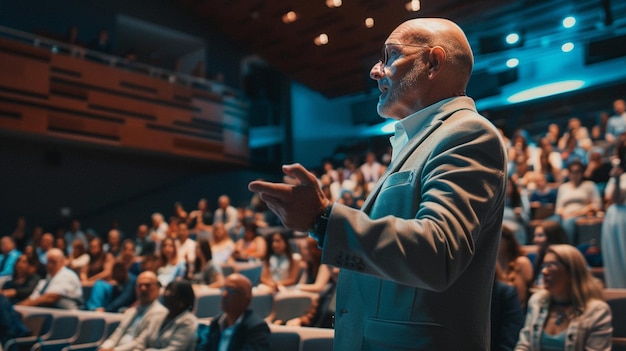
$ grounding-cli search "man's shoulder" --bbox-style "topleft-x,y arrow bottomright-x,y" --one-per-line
241,310 -> 270,329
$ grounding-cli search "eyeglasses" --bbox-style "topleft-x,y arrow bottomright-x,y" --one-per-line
379,43 -> 432,67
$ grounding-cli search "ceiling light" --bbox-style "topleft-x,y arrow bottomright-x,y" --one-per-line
505,33 -> 520,45
405,0 -> 420,12
562,16 -> 576,28
507,80 -> 585,103
314,33 -> 329,46
326,0 -> 342,8
365,18 -> 375,28
506,58 -> 519,68
561,42 -> 575,52
281,11 -> 298,24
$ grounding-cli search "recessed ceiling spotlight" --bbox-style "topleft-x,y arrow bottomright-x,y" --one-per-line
562,16 -> 576,28
326,0 -> 342,8
314,33 -> 329,46
561,42 -> 575,52
365,18 -> 375,28
282,11 -> 298,24
506,58 -> 519,68
405,0 -> 420,12
505,33 -> 520,45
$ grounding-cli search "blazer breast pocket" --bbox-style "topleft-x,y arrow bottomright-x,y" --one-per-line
370,170 -> 419,219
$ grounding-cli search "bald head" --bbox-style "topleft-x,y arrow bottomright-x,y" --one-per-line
371,18 -> 475,118
221,273 -> 253,321
393,18 -> 473,88
46,248 -> 66,276
136,271 -> 160,305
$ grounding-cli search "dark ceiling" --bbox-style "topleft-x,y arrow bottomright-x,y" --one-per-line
175,0 -> 625,98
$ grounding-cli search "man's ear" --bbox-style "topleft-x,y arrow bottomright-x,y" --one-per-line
428,46 -> 446,78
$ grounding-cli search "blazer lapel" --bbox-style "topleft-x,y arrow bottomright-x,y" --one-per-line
361,119 -> 442,213
360,105 -> 474,214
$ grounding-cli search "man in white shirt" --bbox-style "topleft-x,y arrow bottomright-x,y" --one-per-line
213,195 -> 238,236
176,222 -> 196,266
605,98 -> 626,145
18,248 -> 83,309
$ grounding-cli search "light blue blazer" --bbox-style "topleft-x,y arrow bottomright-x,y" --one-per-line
322,97 -> 507,350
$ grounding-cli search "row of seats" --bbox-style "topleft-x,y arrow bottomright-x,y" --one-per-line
9,305 -> 333,351
194,288 -> 317,323
9,306 -> 123,351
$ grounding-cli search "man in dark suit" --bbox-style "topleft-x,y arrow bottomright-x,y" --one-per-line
249,18 -> 507,350
198,273 -> 270,351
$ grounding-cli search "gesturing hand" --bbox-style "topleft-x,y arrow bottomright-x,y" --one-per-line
248,163 -> 330,231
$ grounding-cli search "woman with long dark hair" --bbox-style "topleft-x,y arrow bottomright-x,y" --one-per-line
188,239 -> 224,289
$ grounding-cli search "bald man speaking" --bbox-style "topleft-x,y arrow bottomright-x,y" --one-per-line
250,18 -> 507,350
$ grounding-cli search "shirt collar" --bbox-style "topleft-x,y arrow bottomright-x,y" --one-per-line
390,97 -> 458,159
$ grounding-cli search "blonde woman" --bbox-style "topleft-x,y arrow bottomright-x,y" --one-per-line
515,244 -> 612,351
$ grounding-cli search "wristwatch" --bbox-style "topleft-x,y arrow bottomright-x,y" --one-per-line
309,203 -> 333,248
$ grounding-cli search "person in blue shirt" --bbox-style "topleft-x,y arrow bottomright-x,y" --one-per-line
0,236 -> 21,279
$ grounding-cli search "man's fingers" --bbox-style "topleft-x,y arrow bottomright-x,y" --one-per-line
282,163 -> 318,187
248,180 -> 293,200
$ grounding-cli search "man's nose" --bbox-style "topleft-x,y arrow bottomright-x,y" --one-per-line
370,61 -> 384,80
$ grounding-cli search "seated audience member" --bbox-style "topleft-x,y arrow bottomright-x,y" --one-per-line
54,236 -> 68,256
86,262 -> 137,312
498,226 -> 533,307
515,244 -> 612,350
98,271 -> 167,351
81,237 -> 115,284
188,198 -> 213,241
491,266 -> 524,351
284,238 -> 337,328
156,237 -> 186,287
258,231 -> 300,293
210,223 -> 235,265
197,274 -> 270,351
135,224 -> 153,256
0,236 -> 21,280
529,220 -> 569,288
67,239 -> 90,275
231,218 -> 266,263
584,148 -> 611,192
176,222 -> 196,267
173,201 -> 189,223
189,239 -> 224,289
149,212 -> 169,246
104,229 -> 122,258
36,232 -> 54,264
213,195 -> 239,237
0,294 -> 30,345
503,177 -> 531,245
118,239 -> 142,277
528,172 -> 558,208
18,248 -> 83,309
532,137 -> 562,184
135,281 -> 197,351
553,160 -> 602,244
65,219 -> 88,251
1,254 -> 41,304
23,244 -> 47,280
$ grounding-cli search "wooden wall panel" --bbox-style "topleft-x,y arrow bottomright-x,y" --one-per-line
0,52 -> 50,96
0,37 -> 249,165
